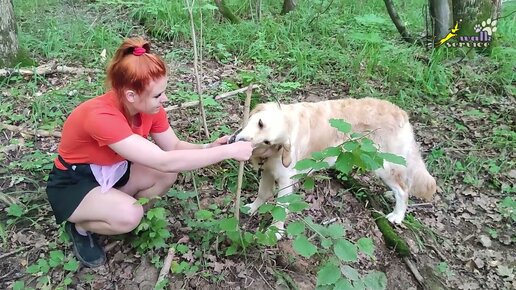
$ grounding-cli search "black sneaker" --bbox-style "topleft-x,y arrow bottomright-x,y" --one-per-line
65,222 -> 106,268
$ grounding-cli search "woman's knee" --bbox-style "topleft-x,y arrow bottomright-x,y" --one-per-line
114,203 -> 144,233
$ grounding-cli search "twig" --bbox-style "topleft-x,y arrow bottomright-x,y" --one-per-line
234,84 -> 253,223
104,241 -> 120,252
0,65 -> 101,77
383,0 -> 414,43
186,0 -> 210,139
156,247 -> 175,288
425,243 -> 447,261
0,123 -> 61,138
163,85 -> 259,112
403,257 -> 425,286
214,84 -> 259,100
253,265 -> 275,290
0,246 -> 30,259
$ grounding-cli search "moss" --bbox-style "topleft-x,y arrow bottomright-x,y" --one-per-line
371,212 -> 411,257
0,47 -> 37,68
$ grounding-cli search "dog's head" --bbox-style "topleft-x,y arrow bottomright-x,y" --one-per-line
228,102 -> 292,167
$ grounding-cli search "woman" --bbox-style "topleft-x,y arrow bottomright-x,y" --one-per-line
45,37 -> 253,268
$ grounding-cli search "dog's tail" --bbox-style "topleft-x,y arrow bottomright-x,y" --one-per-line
406,139 -> 436,201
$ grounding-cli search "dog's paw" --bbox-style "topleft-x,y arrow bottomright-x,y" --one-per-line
243,203 -> 258,215
386,212 -> 404,224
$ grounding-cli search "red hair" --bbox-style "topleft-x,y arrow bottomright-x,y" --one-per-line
106,37 -> 167,99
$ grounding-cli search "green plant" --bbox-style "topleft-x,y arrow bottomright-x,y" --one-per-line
132,198 -> 172,253
498,196 -> 516,222
22,249 -> 80,289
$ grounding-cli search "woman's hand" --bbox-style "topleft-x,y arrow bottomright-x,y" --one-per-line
228,141 -> 253,161
205,135 -> 230,148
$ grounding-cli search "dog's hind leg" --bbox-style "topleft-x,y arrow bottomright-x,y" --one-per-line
245,170 -> 275,214
376,165 -> 409,224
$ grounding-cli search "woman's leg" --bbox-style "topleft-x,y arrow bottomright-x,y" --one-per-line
68,163 -> 177,235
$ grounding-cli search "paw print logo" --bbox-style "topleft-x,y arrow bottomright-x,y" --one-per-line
475,18 -> 497,36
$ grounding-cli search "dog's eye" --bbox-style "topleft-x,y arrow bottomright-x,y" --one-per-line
264,140 -> 270,145
258,119 -> 264,129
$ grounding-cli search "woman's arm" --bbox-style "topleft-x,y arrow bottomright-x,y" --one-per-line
109,134 -> 252,172
151,128 -> 229,151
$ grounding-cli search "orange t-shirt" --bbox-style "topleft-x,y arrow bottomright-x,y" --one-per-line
55,90 -> 170,169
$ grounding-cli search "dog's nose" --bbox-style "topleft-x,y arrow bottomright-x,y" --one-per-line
227,128 -> 243,144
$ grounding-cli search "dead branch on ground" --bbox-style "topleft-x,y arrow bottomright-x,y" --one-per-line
0,64 -> 101,77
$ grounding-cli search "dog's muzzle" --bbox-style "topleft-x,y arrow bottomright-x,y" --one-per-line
227,128 -> 243,144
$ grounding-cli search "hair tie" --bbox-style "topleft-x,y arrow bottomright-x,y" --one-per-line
133,47 -> 146,56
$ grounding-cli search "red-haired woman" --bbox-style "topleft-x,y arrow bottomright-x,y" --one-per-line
45,37 -> 253,268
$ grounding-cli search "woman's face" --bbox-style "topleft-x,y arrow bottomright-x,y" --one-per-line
126,76 -> 168,115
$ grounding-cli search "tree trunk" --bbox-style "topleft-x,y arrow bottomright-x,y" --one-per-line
0,0 -> 19,67
214,0 -> 241,24
453,0 -> 501,38
429,0 -> 453,44
281,0 -> 296,15
384,0 -> 414,43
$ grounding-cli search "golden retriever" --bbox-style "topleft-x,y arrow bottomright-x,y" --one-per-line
231,98 -> 436,236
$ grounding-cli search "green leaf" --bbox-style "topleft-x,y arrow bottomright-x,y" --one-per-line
257,203 -> 275,213
378,153 -> 406,166
225,244 -> 238,256
195,209 -> 213,220
219,217 -> 238,231
26,264 -> 40,274
316,262 -> 341,286
277,194 -> 303,204
321,147 -> 342,157
63,276 -> 73,286
7,203 -> 23,217
360,139 -> 377,153
292,235 -> 318,258
335,152 -> 353,174
63,259 -> 79,272
136,197 -> 150,205
341,265 -> 360,281
12,281 -> 25,290
334,239 -> 358,262
330,119 -> 352,133
357,237 -> 375,258
272,206 -> 287,221
294,158 -> 318,170
363,271 -> 387,290
37,259 -> 50,274
287,221 -> 305,236
327,224 -> 345,239
304,177 -> 315,190
288,201 -> 310,213
343,141 -> 359,152
175,244 -> 189,254
321,238 -> 333,249
355,14 -> 387,26
360,153 -> 383,170
333,278 -> 354,290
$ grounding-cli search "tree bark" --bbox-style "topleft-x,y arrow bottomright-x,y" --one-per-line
0,0 -> 19,67
214,0 -> 241,24
429,0 -> 453,44
281,0 -> 296,15
384,0 -> 414,43
453,0 -> 501,37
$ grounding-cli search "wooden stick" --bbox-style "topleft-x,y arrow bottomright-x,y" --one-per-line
0,123 -> 61,138
0,65 -> 101,77
164,85 -> 259,112
234,84 -> 253,223
156,247 -> 175,288
403,257 -> 425,286
0,246 -> 30,259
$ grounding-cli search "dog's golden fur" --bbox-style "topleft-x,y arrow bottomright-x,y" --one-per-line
234,98 -> 436,235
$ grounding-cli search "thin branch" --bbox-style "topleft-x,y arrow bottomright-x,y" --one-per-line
0,65 -> 101,77
0,246 -> 29,259
403,257 -> 425,286
234,84 -> 253,223
383,0 -> 414,43
214,84 -> 259,100
0,123 -> 61,138
214,0 -> 241,23
186,0 -> 210,139
156,247 -> 175,288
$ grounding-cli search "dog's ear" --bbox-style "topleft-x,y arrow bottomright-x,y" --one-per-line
281,142 -> 292,168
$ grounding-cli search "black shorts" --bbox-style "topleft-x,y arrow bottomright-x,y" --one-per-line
45,156 -> 131,224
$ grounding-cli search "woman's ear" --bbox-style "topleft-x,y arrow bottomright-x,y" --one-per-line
281,142 -> 292,168
125,90 -> 136,103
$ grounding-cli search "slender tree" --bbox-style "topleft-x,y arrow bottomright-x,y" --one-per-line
281,0 -> 296,15
0,0 -> 19,67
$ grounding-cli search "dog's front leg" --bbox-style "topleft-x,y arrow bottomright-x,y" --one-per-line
245,170 -> 275,214
271,175 -> 296,239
